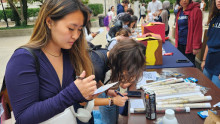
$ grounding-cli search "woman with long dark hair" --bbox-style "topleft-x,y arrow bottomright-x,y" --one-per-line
4,0 -> 97,123
201,0 -> 220,88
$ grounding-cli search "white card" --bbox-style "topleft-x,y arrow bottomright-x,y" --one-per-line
93,82 -> 118,95
143,71 -> 157,81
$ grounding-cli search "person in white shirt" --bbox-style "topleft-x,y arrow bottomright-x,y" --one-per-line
147,0 -> 162,22
107,6 -> 116,31
140,3 -> 146,24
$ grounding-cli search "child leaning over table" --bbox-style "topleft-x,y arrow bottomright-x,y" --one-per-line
91,39 -> 145,124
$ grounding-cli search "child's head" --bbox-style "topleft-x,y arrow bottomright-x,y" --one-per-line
115,28 -> 131,37
108,39 -> 146,89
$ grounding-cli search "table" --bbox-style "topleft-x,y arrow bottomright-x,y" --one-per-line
128,67 -> 220,124
147,41 -> 194,69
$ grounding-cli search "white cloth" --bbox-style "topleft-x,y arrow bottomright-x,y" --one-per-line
147,1 -> 162,15
107,38 -> 117,50
107,11 -> 115,22
84,27 -> 93,42
200,2 -> 204,10
140,6 -> 146,15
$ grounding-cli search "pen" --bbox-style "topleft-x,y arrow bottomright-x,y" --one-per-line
115,90 -> 124,97
76,76 -> 85,80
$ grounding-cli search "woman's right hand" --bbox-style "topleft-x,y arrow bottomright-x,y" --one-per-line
113,93 -> 128,107
74,71 -> 97,100
201,61 -> 205,71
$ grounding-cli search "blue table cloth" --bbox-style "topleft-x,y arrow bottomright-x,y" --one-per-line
147,41 -> 194,69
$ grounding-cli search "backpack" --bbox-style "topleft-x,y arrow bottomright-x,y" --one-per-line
0,47 -> 40,120
103,16 -> 109,27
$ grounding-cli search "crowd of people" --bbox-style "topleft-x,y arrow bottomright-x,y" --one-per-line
1,0 -> 220,124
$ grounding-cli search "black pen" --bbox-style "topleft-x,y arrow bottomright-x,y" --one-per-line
76,76 -> 85,80
115,90 -> 124,97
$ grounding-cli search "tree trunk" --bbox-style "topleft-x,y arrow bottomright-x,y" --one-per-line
21,0 -> 28,26
8,2 -> 20,26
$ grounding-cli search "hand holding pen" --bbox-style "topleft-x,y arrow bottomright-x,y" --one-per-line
113,90 -> 128,107
74,71 -> 97,100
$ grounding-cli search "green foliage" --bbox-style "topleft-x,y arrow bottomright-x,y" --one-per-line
0,8 -> 40,20
81,0 -> 89,4
88,4 -> 103,16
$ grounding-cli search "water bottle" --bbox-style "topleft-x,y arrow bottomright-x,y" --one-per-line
162,109 -> 178,124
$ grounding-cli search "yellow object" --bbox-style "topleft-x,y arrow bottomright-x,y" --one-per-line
145,40 -> 159,65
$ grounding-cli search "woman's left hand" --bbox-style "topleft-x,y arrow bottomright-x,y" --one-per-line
193,49 -> 200,55
219,74 -> 220,80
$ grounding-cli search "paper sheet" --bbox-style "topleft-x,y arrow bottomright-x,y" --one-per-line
93,82 -> 118,95
130,99 -> 145,109
143,71 -> 157,81
97,28 -> 104,34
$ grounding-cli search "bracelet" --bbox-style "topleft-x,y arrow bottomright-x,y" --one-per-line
108,97 -> 114,106
202,60 -> 206,61
108,97 -> 111,106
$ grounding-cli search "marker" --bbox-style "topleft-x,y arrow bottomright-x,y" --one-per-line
76,76 -> 85,80
115,90 -> 124,97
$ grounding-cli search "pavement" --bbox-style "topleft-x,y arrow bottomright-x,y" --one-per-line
0,12 -> 209,87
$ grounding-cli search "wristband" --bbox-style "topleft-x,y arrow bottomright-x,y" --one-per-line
108,97 -> 112,106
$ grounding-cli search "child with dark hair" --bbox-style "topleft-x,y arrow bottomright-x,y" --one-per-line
129,15 -> 138,33
94,39 -> 145,124
201,0 -> 220,88
107,28 -> 131,50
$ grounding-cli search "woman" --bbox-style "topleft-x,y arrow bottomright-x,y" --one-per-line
160,1 -> 170,36
175,0 -> 202,65
84,6 -> 98,44
5,0 -> 97,123
201,0 -> 220,88
106,6 -> 116,31
98,39 -> 146,124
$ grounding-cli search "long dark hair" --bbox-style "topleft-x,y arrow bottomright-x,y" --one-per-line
207,0 -> 220,24
85,6 -> 92,34
108,39 -> 146,85
25,0 -> 93,76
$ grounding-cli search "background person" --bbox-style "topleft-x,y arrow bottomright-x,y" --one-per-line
117,0 -> 129,15
4,0 -> 98,123
140,3 -> 147,24
147,0 -> 162,22
175,0 -> 202,65
201,0 -> 220,88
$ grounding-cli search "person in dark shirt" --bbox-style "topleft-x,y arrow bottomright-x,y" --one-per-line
4,0 -> 98,123
117,0 -> 129,15
107,13 -> 131,40
201,0 -> 220,88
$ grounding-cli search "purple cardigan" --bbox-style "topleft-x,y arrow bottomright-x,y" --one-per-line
5,48 -> 87,124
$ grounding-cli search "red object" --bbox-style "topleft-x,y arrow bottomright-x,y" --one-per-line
175,2 -> 202,54
165,37 -> 169,40
164,52 -> 173,56
142,22 -> 165,43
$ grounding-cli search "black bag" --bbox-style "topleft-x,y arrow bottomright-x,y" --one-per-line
0,47 -> 40,120
89,45 -> 109,83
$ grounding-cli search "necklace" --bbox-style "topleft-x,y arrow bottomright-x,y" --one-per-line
43,48 -> 62,57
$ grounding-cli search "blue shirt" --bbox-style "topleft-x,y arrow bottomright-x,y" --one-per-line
5,49 -> 87,124
178,10 -> 188,45
205,15 -> 220,76
117,4 -> 124,15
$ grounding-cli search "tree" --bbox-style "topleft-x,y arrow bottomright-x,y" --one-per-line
7,0 -> 28,26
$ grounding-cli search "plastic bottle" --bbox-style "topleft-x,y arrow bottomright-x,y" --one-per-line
162,109 -> 178,124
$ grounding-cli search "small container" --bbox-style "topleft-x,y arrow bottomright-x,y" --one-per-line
162,109 -> 178,124
145,90 -> 156,120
